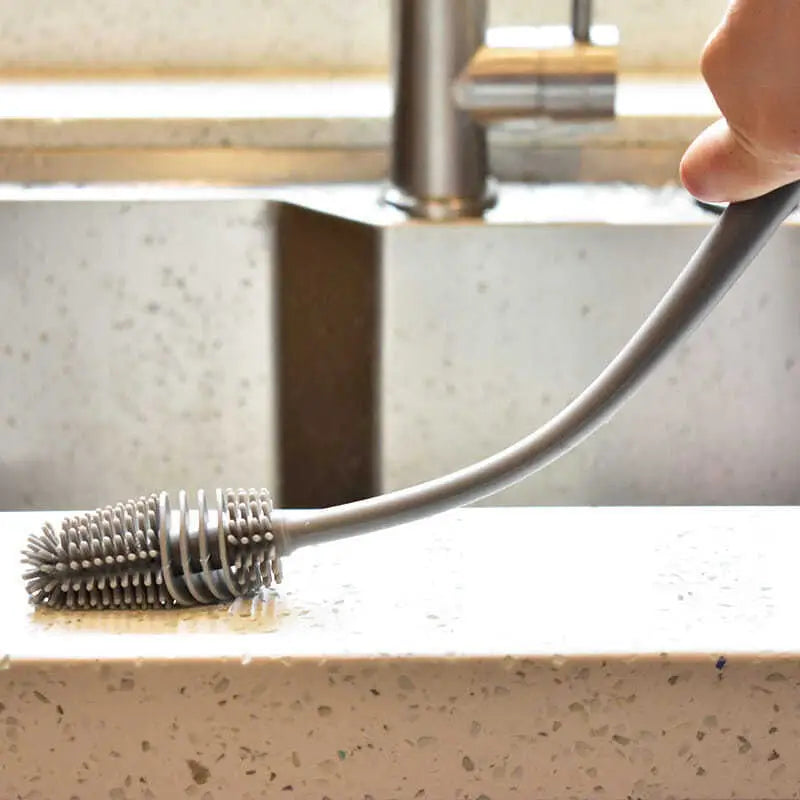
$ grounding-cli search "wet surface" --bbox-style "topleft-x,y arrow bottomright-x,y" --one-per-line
4,506 -> 800,661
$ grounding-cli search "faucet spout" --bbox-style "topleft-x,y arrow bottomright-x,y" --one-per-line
455,24 -> 618,123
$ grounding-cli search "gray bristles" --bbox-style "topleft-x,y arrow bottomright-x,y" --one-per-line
21,489 -> 281,611
21,495 -> 169,610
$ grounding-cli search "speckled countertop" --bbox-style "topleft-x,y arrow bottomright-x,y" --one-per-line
5,505 -> 800,660
3,506 -> 800,799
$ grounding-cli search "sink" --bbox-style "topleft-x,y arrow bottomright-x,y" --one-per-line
3,182 -> 800,797
274,184 -> 800,508
1,183 -> 799,511
0,187 -> 277,511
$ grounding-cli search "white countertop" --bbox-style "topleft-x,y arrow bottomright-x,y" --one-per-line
3,506 -> 798,663
5,506 -> 800,800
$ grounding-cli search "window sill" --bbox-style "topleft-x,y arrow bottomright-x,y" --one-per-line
0,74 -> 717,185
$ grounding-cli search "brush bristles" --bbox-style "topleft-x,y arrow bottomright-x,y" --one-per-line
21,489 -> 281,611
22,496 -> 168,610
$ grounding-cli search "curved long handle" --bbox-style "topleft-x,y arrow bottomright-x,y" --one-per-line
280,181 -> 800,549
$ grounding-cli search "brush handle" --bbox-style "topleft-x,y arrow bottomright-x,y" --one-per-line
279,182 -> 800,549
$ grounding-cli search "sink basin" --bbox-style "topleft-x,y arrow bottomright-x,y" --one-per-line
1,183 -> 798,511
0,187 -> 277,511
274,184 -> 800,508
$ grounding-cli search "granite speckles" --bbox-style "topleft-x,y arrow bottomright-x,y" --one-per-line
2,507 -> 800,796
187,758 -> 211,785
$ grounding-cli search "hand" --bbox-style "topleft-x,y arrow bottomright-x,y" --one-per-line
680,0 -> 800,202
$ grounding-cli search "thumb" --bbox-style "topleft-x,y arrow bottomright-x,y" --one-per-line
680,118 -> 794,202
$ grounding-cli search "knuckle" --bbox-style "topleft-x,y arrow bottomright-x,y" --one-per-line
699,31 -> 726,85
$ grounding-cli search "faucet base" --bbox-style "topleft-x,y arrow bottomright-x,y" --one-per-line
382,179 -> 498,221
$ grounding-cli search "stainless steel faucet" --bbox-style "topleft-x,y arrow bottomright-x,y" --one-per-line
383,0 -> 618,220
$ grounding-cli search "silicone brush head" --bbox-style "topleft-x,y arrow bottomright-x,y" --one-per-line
21,489 -> 282,610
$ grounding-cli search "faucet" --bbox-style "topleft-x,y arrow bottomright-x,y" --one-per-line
382,0 -> 618,220
274,0 -> 619,509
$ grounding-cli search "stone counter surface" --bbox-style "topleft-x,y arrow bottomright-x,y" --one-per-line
2,506 -> 800,799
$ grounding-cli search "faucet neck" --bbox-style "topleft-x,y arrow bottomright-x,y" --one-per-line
383,0 -> 618,221
385,0 -> 493,221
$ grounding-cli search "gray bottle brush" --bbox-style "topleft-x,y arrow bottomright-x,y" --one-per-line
22,181 -> 800,610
